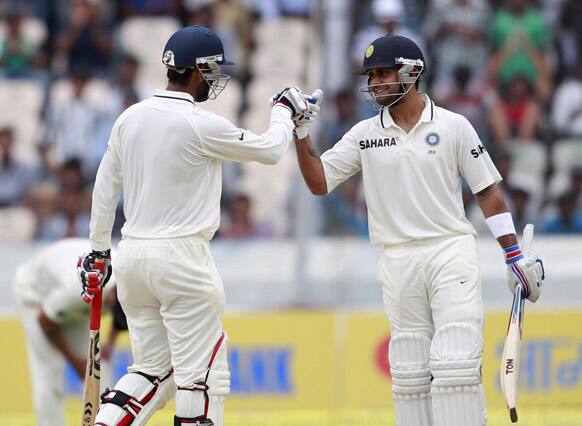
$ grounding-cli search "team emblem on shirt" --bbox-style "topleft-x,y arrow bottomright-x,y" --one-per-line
425,132 -> 440,146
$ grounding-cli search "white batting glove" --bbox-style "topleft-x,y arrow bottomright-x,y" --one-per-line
270,86 -> 308,118
77,249 -> 112,303
294,89 -> 323,140
505,244 -> 545,302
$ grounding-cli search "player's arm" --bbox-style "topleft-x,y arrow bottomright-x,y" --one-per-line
458,116 -> 544,301
90,120 -> 123,252
199,87 -> 309,165
38,310 -> 86,378
295,135 -> 328,195
475,183 -> 517,248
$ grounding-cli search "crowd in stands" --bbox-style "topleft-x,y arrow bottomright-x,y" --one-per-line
1,0 -> 581,243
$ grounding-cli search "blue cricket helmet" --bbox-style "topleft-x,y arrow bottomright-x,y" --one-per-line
162,25 -> 234,69
357,34 -> 424,75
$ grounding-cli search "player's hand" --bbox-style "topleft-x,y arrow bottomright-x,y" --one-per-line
294,89 -> 323,139
270,86 -> 308,118
506,254 -> 545,302
77,249 -> 112,303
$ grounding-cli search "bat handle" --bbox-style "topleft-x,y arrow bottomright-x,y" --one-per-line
522,224 -> 534,257
89,258 -> 104,331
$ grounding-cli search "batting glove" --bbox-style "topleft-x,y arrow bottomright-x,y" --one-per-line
294,89 -> 323,140
77,249 -> 112,303
505,244 -> 545,302
270,86 -> 308,118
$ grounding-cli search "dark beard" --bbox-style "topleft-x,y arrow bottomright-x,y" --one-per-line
195,81 -> 211,102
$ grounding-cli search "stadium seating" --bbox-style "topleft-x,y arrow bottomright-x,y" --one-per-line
548,139 -> 582,197
118,17 -> 181,90
0,79 -> 44,165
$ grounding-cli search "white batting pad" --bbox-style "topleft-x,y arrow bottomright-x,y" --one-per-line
175,332 -> 229,426
389,332 -> 433,426
207,332 -> 229,426
430,323 -> 486,426
95,371 -> 176,426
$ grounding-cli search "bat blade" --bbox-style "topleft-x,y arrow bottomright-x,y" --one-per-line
500,285 -> 524,423
500,224 -> 533,423
81,290 -> 102,426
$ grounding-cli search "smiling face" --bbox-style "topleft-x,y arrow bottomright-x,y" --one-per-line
363,66 -> 421,108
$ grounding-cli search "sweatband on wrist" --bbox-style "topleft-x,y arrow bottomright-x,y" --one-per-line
295,125 -> 308,140
504,244 -> 523,264
485,212 -> 516,239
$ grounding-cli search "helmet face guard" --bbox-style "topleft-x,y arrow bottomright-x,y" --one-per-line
359,57 -> 424,109
196,56 -> 230,101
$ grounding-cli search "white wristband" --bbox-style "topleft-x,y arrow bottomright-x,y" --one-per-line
295,125 -> 308,140
485,212 -> 516,239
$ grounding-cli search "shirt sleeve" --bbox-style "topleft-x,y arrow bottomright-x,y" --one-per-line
198,105 -> 294,165
43,287 -> 89,324
457,116 -> 502,194
321,131 -> 362,193
90,118 -> 124,251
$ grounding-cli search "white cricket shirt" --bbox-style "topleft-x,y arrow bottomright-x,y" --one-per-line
90,89 -> 294,250
321,94 -> 501,246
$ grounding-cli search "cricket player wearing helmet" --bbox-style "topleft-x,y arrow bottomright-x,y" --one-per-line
294,34 -> 545,426
78,26 -> 318,425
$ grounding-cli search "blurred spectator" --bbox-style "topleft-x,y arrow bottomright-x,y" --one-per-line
542,191 -> 582,233
551,61 -> 582,138
351,0 -> 425,117
255,0 -> 313,20
508,184 -> 536,231
220,193 -> 268,239
352,0 -> 424,68
42,69 -> 101,176
487,74 -> 542,144
38,185 -> 90,240
558,0 -> 582,75
424,0 -> 490,98
55,157 -> 85,191
0,11 -> 46,78
116,0 -> 181,20
570,166 -> 582,208
324,88 -> 360,151
0,127 -> 38,207
487,0 -> 552,102
185,0 -> 254,85
322,174 -> 368,236
438,65 -> 487,138
54,0 -> 112,76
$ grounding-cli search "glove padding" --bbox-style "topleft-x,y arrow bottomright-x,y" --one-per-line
507,255 -> 545,302
77,249 -> 112,303
294,89 -> 323,139
271,86 -> 308,118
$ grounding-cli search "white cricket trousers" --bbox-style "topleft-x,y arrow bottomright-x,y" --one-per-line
378,234 -> 486,426
115,235 -> 225,388
17,304 -> 89,426
378,234 -> 483,335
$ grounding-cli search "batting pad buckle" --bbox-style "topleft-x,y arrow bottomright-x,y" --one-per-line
100,388 -> 144,418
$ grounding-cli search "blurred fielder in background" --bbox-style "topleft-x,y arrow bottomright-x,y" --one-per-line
13,238 -> 116,426
77,25 -> 317,426
294,34 -> 545,426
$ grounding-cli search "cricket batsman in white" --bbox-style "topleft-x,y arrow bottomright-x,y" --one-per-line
13,238 -> 115,426
293,35 -> 545,426
77,25 -> 319,425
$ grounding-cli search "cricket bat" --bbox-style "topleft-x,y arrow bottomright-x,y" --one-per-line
81,260 -> 104,426
500,224 -> 534,423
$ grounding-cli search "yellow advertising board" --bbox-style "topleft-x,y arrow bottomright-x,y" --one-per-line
1,309 -> 581,416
